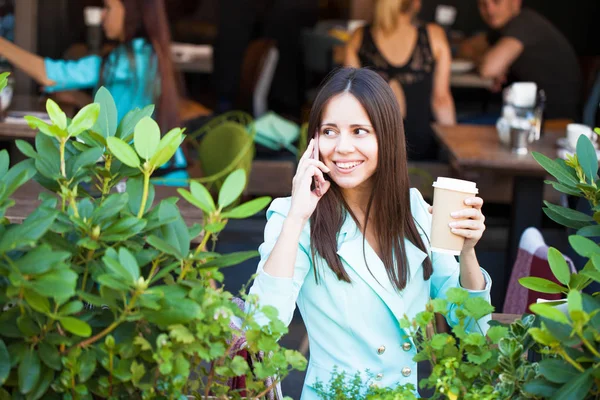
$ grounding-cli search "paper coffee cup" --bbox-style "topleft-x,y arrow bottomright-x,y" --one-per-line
430,178 -> 478,255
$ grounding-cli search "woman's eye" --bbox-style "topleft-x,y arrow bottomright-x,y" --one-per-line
323,129 -> 335,136
355,128 -> 368,135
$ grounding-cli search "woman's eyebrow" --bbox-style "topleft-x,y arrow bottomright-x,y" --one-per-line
320,122 -> 373,128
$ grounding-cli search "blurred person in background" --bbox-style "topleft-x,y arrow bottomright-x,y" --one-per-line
0,0 -> 187,184
344,0 -> 455,161
460,0 -> 582,120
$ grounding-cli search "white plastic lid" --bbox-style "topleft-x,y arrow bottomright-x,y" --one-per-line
432,177 -> 478,194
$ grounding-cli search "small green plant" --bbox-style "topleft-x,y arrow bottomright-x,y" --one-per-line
513,131 -> 600,399
0,85 -> 306,399
312,367 -> 417,400
316,291 -> 542,399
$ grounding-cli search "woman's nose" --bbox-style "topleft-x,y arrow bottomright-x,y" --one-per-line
335,133 -> 355,153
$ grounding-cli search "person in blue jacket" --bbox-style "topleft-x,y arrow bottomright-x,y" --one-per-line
248,67 -> 492,399
0,0 -> 187,184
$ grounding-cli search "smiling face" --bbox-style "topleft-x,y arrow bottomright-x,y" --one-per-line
102,0 -> 126,41
318,93 -> 379,193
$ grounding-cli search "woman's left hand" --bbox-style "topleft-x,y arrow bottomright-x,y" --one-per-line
428,197 -> 486,252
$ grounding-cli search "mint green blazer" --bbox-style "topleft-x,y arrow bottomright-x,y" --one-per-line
248,189 -> 492,399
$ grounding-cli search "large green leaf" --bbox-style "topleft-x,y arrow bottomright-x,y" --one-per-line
568,235 -> 600,258
144,298 -> 201,326
567,290 -> 583,315
15,140 -> 38,159
0,149 -> 8,177
189,180 -> 216,212
146,235 -> 183,259
133,117 -> 160,160
32,269 -> 77,301
576,134 -> 598,182
24,116 -> 65,138
107,137 -> 140,168
23,290 -> 50,314
26,365 -> 53,400
38,342 -> 61,371
2,161 -> 36,201
148,128 -> 183,168
177,187 -> 213,214
18,349 -> 40,394
103,252 -> 134,283
45,99 -> 67,131
532,152 -> 579,186
91,86 -> 118,137
543,208 -> 589,230
0,209 -> 58,254
546,180 -> 581,196
577,224 -> 600,237
118,248 -> 140,282
198,250 -> 259,269
218,169 -> 246,208
529,303 -> 570,325
116,105 -> 155,140
222,197 -> 271,219
519,277 -> 565,294
92,193 -> 129,224
551,369 -> 594,400
543,201 -> 594,222
126,176 -> 155,215
15,245 -> 70,275
0,339 -> 9,385
58,300 -> 83,316
67,103 -> 101,137
69,147 -> 103,179
547,247 -> 571,286
97,274 -> 131,291
59,317 -> 91,337
523,378 -> 560,397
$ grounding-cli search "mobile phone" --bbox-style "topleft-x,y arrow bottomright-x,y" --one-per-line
312,130 -> 321,196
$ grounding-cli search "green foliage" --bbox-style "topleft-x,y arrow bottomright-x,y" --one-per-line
523,131 -> 600,399
313,367 -> 418,400
0,89 -> 305,399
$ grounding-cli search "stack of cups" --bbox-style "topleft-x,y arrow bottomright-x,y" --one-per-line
430,177 -> 479,256
84,7 -> 103,54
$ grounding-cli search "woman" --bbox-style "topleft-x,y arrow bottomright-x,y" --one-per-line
0,0 -> 187,183
248,68 -> 491,399
344,0 -> 455,161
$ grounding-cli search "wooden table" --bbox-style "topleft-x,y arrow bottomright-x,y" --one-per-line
432,124 -> 563,293
9,181 -> 204,242
450,72 -> 493,90
0,95 -> 41,140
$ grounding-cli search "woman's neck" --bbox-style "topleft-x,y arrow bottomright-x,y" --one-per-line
341,184 -> 373,218
396,12 -> 414,28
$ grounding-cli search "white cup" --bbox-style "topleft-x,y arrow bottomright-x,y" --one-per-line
508,82 -> 538,108
567,123 -> 596,149
435,5 -> 457,26
84,7 -> 103,27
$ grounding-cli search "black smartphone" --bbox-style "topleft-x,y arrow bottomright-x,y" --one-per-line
312,130 -> 321,196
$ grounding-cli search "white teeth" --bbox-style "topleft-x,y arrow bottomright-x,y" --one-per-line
336,161 -> 362,169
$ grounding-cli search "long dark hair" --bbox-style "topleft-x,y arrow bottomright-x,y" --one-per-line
101,0 -> 179,131
308,67 -> 432,291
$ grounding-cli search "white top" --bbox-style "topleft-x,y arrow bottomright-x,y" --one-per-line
432,177 -> 478,194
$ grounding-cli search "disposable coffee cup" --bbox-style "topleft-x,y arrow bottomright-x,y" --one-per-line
430,177 -> 479,255
84,7 -> 103,27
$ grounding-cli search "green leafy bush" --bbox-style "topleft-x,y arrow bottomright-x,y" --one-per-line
316,291 -> 541,399
0,85 -> 306,399
513,131 -> 600,399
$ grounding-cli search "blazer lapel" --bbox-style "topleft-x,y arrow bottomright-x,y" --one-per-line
335,215 -> 428,323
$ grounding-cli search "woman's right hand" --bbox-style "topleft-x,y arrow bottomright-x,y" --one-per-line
288,139 -> 331,222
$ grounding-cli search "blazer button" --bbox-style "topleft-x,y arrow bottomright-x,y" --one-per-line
401,367 -> 412,377
375,373 -> 384,381
402,342 -> 412,351
377,345 -> 386,355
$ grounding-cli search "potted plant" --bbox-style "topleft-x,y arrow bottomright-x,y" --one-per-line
512,130 -> 600,399
0,80 -> 306,399
313,289 -> 542,400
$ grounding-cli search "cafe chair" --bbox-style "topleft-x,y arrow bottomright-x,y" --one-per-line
236,38 -> 279,118
502,227 -> 575,314
186,111 -> 256,192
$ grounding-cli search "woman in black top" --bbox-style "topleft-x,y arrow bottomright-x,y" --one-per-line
345,0 -> 455,161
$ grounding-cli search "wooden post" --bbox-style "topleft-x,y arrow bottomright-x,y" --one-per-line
13,0 -> 38,95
